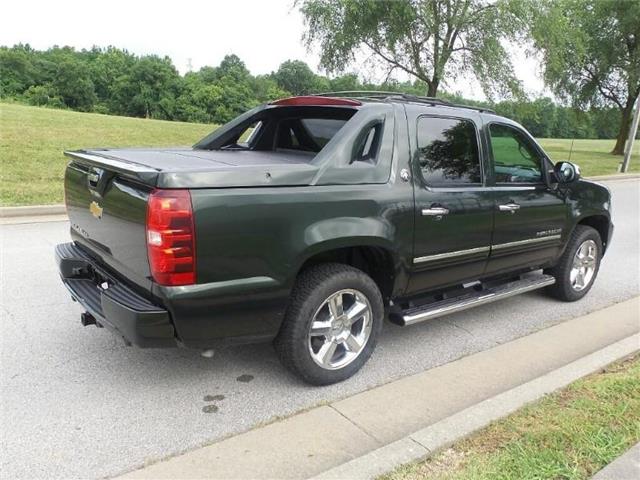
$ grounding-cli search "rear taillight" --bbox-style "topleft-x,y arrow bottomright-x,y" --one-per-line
146,189 -> 196,286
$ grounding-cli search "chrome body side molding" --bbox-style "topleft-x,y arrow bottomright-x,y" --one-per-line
413,235 -> 561,264
413,246 -> 490,264
491,234 -> 561,250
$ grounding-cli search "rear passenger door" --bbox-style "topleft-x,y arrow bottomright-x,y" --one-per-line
484,121 -> 567,275
407,113 -> 494,294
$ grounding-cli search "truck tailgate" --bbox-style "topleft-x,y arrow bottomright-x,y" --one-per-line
64,152 -> 155,293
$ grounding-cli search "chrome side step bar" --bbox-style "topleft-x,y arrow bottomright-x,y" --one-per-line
399,274 -> 556,326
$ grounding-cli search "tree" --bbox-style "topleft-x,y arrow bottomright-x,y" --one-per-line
530,0 -> 640,154
109,55 -> 181,119
253,74 -> 290,102
273,60 -> 324,95
0,45 -> 36,96
52,59 -> 96,111
298,0 -> 525,98
216,54 -> 252,83
88,47 -> 135,105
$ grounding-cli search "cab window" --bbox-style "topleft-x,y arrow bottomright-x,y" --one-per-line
417,116 -> 482,186
489,124 -> 543,184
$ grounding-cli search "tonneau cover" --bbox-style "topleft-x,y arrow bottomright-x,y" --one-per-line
64,148 -> 320,188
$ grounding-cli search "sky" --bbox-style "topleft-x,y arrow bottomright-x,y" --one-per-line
0,0 -> 548,101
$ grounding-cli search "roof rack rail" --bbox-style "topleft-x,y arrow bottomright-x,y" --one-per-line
312,91 -> 495,114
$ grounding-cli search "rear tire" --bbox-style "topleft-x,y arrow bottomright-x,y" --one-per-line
545,225 -> 602,302
274,263 -> 384,385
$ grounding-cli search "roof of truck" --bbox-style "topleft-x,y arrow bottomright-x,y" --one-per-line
269,92 -> 496,114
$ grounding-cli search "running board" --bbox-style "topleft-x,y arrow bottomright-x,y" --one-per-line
398,274 -> 556,326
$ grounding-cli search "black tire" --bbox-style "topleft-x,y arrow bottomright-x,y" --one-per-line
545,225 -> 602,302
274,263 -> 384,385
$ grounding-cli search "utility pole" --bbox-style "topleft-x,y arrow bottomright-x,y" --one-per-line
621,95 -> 640,173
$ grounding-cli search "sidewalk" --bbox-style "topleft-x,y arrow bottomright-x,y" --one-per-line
591,443 -> 639,480
116,296 -> 639,479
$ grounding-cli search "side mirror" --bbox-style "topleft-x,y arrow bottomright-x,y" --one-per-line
554,161 -> 581,183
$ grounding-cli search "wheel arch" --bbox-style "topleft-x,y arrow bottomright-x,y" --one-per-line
575,214 -> 612,253
294,241 -> 399,304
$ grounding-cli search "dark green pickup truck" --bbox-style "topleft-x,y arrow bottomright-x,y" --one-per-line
56,93 -> 613,385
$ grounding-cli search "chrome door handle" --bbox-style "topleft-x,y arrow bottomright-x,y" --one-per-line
422,207 -> 450,216
498,203 -> 521,213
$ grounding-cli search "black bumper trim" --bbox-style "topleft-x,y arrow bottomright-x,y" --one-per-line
56,242 -> 177,348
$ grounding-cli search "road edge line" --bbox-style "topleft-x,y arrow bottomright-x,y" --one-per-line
310,333 -> 640,480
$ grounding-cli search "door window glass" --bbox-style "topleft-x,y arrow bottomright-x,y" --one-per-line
417,117 -> 481,186
489,124 -> 543,184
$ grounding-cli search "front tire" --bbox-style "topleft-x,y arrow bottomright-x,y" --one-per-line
274,263 -> 384,385
545,225 -> 602,301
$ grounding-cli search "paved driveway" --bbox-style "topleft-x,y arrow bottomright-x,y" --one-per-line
1,180 -> 638,479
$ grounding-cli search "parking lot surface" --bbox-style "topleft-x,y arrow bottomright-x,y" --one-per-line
1,179 -> 638,479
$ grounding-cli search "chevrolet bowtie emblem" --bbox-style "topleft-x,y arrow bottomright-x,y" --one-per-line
90,201 -> 103,219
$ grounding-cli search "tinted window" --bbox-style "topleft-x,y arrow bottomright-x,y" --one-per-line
417,117 -> 481,186
276,118 -> 348,152
300,118 -> 347,147
489,124 -> 543,183
352,122 -> 383,164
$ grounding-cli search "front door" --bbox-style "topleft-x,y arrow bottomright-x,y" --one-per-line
408,114 -> 494,294
484,122 -> 567,275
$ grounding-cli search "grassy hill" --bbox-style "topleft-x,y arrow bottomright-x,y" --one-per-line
1,103 -> 215,205
1,103 -> 637,206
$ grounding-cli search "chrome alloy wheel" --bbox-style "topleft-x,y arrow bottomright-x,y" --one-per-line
307,289 -> 373,370
570,239 -> 598,291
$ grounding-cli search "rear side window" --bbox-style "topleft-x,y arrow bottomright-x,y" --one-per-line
301,119 -> 347,147
417,117 -> 481,186
276,117 -> 348,152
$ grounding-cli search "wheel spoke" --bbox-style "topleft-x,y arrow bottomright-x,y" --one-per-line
344,334 -> 363,353
318,340 -> 338,366
310,320 -> 332,337
345,300 -> 368,325
328,294 -> 344,319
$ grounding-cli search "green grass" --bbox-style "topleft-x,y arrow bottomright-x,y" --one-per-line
538,138 -> 639,177
1,103 -> 638,205
0,103 -> 216,205
382,355 -> 640,480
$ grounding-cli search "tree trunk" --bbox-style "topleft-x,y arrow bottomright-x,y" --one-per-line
427,78 -> 439,97
612,100 -> 634,155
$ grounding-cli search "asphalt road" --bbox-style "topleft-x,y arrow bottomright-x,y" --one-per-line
1,180 -> 638,479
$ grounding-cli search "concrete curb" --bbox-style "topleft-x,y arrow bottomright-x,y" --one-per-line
588,173 -> 640,181
311,334 -> 640,480
0,204 -> 65,218
591,442 -> 640,480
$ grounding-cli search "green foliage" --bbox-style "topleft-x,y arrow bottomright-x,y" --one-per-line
0,43 -> 629,139
274,59 -> 325,95
529,0 -> 640,154
52,59 -> 96,111
299,0 -> 526,98
109,55 -> 180,119
23,85 -> 64,109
